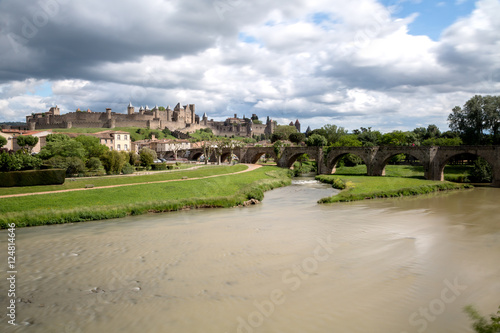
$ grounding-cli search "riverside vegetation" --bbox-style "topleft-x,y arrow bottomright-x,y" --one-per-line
0,165 -> 291,228
315,165 -> 473,203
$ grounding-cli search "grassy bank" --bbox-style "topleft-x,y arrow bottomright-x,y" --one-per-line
331,164 -> 472,182
316,165 -> 473,203
0,165 -> 234,196
0,166 -> 291,228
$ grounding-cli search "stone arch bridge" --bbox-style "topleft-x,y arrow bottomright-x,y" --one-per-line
182,145 -> 500,187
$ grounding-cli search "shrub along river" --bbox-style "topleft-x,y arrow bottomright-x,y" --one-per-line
1,177 -> 499,332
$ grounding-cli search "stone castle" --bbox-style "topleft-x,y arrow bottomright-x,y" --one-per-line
25,103 -> 296,138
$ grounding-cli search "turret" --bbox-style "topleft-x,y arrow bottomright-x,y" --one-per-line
127,102 -> 134,115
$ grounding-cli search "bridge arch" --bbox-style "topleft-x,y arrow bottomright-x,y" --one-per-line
435,148 -> 497,183
190,151 -> 203,161
243,147 -> 276,164
373,148 -> 428,177
325,148 -> 372,174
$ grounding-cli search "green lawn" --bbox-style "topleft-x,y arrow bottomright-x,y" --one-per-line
317,165 -> 472,203
0,165 -> 238,196
51,127 -> 177,140
0,166 -> 291,228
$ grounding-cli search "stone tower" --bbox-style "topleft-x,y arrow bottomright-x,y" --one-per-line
127,102 -> 134,115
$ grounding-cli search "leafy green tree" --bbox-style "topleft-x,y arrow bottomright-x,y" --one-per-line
46,133 -> 70,142
139,147 -> 157,168
306,134 -> 327,147
0,136 -> 7,148
39,139 -> 86,160
274,125 -> 297,139
330,134 -> 362,147
162,128 -> 172,137
320,124 -> 347,145
468,157 -> 492,183
448,95 -> 500,144
101,150 -> 127,174
65,157 -> 86,176
381,131 -> 417,146
356,127 -> 382,146
128,152 -> 140,166
0,152 -> 22,171
273,140 -> 285,160
271,132 -> 288,143
422,137 -> 462,146
74,135 -> 109,159
289,132 -> 305,144
0,152 -> 41,171
16,135 -> 39,154
86,157 -> 103,171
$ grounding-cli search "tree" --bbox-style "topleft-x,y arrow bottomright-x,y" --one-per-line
227,140 -> 244,164
356,127 -> 382,146
448,95 -> 500,144
273,125 -> 297,138
200,141 -> 214,164
16,135 -> 39,154
271,132 -> 288,143
0,136 -> 7,148
39,139 -> 86,160
273,140 -> 285,160
320,124 -> 347,145
46,133 -> 70,142
128,152 -> 140,166
65,157 -> 86,176
306,134 -> 327,147
86,157 -> 103,171
101,150 -> 127,174
139,147 -> 157,168
330,134 -> 362,147
75,135 -> 109,159
289,132 -> 305,145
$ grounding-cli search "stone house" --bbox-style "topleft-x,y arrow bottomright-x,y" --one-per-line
0,129 -> 52,153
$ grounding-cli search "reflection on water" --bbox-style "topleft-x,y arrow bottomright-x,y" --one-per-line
1,179 -> 500,333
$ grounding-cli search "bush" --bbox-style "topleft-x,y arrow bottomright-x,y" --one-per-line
0,151 -> 42,171
468,157 -> 492,183
122,163 -> 135,174
0,169 -> 66,187
66,157 -> 86,176
101,150 -> 127,175
86,157 -> 103,171
152,163 -> 167,170
464,305 -> 500,333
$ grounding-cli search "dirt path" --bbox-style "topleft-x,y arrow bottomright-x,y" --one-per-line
0,164 -> 262,199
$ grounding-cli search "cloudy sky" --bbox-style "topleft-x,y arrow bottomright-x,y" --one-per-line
0,0 -> 499,132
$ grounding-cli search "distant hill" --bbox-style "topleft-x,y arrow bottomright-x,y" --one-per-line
0,122 -> 26,127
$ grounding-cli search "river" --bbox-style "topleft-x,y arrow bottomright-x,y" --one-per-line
1,178 -> 500,333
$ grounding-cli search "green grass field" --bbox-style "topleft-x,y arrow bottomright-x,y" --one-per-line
316,165 -> 473,203
0,165 -> 232,196
52,127 -> 177,140
0,166 -> 291,228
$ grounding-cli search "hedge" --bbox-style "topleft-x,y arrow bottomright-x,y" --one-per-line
0,169 -> 66,187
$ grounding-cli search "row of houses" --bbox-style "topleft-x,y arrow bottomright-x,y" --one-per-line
0,129 -> 192,157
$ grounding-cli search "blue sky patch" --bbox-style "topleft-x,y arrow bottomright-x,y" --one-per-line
380,0 -> 476,40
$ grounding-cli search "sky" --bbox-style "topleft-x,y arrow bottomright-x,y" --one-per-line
0,0 -> 499,133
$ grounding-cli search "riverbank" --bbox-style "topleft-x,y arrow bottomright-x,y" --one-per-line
316,173 -> 473,203
0,165 -> 291,228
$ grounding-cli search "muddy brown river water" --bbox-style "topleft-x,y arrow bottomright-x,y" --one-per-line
1,178 -> 500,333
